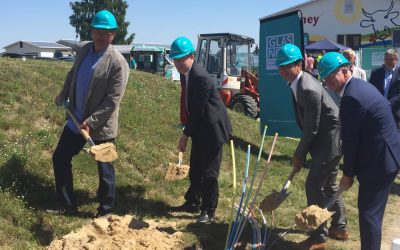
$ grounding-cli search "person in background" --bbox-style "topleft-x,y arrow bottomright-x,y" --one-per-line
276,43 -> 347,250
305,52 -> 315,75
170,36 -> 232,223
130,54 -> 137,70
342,49 -> 366,81
48,10 -> 129,218
316,50 -> 326,63
319,52 -> 400,250
369,49 -> 400,131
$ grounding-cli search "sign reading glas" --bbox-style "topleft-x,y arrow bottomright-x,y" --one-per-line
266,33 -> 294,70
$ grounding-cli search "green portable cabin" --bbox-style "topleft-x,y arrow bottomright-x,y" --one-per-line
131,45 -> 172,76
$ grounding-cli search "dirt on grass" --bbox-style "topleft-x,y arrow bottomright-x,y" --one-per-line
47,215 -> 184,250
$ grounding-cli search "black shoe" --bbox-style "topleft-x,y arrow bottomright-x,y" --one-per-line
94,209 -> 112,218
172,202 -> 200,213
46,206 -> 78,216
196,211 -> 215,223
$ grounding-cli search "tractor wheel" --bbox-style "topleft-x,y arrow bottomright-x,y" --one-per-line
231,95 -> 258,118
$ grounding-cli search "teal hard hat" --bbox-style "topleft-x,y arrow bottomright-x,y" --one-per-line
170,36 -> 195,59
276,43 -> 304,66
319,52 -> 350,79
91,10 -> 117,30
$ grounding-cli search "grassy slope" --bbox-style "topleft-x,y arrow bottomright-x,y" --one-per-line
0,58 -> 398,249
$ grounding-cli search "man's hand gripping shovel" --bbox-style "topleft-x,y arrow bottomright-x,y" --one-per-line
63,101 -> 118,162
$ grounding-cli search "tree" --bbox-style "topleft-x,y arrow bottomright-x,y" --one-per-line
69,0 -> 134,44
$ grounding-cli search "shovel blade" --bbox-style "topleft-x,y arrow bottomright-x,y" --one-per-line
89,143 -> 118,162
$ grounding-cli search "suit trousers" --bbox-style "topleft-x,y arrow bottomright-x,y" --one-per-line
306,155 -> 347,242
358,171 -> 397,250
52,126 -> 116,213
184,137 -> 223,213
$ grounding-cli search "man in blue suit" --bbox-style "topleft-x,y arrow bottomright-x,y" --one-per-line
369,49 -> 400,131
319,52 -> 400,250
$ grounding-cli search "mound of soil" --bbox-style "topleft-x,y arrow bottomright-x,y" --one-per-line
47,215 -> 183,250
295,205 -> 332,231
165,163 -> 189,181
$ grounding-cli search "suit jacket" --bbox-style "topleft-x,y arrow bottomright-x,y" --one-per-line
369,65 -> 400,125
183,62 -> 232,145
340,77 -> 400,182
352,66 -> 367,81
292,72 -> 340,163
59,42 -> 129,140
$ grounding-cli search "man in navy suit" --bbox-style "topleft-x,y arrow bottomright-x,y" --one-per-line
319,52 -> 400,250
277,44 -> 347,250
369,49 -> 400,131
169,36 -> 232,223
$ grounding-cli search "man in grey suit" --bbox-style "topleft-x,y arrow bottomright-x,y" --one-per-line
49,10 -> 129,218
276,44 -> 347,250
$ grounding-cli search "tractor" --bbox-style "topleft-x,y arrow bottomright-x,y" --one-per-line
195,33 -> 259,118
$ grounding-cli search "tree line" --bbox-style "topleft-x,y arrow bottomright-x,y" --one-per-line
69,0 -> 134,45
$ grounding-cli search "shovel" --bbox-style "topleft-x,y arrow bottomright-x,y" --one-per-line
259,169 -> 296,212
295,186 -> 344,231
165,151 -> 189,181
64,107 -> 118,162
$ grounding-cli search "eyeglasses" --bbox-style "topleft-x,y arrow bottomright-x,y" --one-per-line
92,29 -> 115,37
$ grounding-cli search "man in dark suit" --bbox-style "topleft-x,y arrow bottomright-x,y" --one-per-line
369,49 -> 400,131
276,44 -> 347,250
319,52 -> 400,250
169,36 -> 232,223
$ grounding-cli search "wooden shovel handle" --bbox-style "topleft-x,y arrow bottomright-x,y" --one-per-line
65,108 -> 95,146
80,129 -> 91,141
178,151 -> 183,165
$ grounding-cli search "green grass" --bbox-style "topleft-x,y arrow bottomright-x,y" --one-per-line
0,58 -> 398,249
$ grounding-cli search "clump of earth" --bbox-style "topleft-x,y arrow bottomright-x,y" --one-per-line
164,163 -> 189,181
294,205 -> 332,231
47,215 -> 183,250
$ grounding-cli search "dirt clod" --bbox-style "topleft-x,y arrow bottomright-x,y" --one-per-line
165,163 -> 189,180
295,205 -> 332,231
89,143 -> 118,162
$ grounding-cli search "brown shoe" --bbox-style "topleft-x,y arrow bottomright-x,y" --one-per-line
292,238 -> 327,250
328,227 -> 349,241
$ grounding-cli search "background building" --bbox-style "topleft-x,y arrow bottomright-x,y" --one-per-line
262,0 -> 400,49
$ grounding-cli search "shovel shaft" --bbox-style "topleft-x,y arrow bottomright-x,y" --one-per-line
65,108 -> 95,146
325,186 -> 344,209
281,169 -> 297,193
178,151 -> 183,166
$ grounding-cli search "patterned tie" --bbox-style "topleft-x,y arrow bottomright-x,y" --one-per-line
179,74 -> 188,125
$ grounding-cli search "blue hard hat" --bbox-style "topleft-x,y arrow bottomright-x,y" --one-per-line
91,10 -> 117,30
319,52 -> 350,79
170,36 -> 195,59
276,43 -> 304,66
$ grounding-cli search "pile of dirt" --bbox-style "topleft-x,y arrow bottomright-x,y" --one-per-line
47,215 -> 183,250
165,163 -> 189,181
259,189 -> 285,212
294,205 -> 332,231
